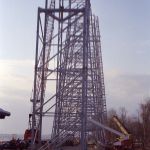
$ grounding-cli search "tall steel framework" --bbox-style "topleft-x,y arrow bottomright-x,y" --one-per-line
30,0 -> 107,149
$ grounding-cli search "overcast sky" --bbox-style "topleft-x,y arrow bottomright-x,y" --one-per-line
0,0 -> 150,134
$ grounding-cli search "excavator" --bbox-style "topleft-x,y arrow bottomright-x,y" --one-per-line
112,116 -> 133,150
112,116 -> 144,150
88,118 -> 133,150
89,116 -> 144,150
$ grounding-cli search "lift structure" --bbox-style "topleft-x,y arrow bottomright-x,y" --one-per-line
30,0 -> 107,149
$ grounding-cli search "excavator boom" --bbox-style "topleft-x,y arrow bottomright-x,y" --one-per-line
112,116 -> 129,136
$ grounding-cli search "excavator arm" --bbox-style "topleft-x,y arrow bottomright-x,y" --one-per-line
112,116 -> 130,136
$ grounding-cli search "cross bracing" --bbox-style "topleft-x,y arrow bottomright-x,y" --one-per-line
30,0 -> 107,149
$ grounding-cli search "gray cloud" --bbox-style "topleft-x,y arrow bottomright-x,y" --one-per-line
1,59 -> 150,134
0,60 -> 33,134
105,73 -> 150,114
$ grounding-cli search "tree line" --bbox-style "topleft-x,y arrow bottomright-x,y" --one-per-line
107,99 -> 150,148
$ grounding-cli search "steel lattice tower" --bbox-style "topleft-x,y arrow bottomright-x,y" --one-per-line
30,0 -> 107,149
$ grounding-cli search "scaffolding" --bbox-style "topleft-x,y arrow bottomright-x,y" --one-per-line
30,0 -> 107,149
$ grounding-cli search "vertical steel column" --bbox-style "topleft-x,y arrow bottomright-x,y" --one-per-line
38,0 -> 48,146
31,7 -> 40,150
81,0 -> 90,149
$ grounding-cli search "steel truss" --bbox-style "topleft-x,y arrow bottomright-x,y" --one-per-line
30,0 -> 107,149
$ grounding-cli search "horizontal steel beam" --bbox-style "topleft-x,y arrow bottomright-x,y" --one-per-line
39,7 -> 85,13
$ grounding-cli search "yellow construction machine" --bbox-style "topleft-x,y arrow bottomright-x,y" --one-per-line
112,116 -> 133,150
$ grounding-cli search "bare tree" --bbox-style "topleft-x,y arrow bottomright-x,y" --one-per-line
107,108 -> 118,141
118,107 -> 127,125
139,99 -> 150,147
107,100 -> 150,148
